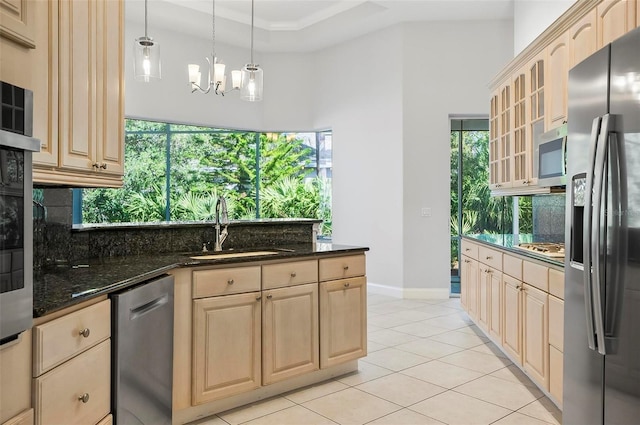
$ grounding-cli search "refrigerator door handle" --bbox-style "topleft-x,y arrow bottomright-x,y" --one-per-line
584,116 -> 602,352
591,113 -> 613,355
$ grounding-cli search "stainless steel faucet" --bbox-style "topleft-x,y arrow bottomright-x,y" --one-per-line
214,196 -> 229,251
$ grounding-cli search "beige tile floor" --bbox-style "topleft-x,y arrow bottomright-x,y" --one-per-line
196,294 -> 562,425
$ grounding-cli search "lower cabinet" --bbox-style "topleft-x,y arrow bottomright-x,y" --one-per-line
488,270 -> 503,341
462,256 -> 479,321
502,274 -> 523,363
0,331 -> 32,424
262,282 -> 319,385
549,294 -> 564,406
32,299 -> 111,425
319,276 -> 367,368
522,284 -> 549,389
192,292 -> 262,405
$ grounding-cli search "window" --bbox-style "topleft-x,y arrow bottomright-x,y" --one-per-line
78,119 -> 332,237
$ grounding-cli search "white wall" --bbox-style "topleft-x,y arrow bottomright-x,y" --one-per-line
312,27 -> 405,293
401,21 -> 513,298
513,0 -> 576,56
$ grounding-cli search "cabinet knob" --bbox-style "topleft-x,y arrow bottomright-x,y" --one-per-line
78,328 -> 90,338
486,256 -> 492,260
523,179 -> 530,185
78,393 -> 90,403
465,248 -> 471,252
464,259 -> 470,263
227,279 -> 234,285
100,163 -> 108,170
256,295 -> 262,301
92,163 -> 99,169
343,265 -> 349,271
290,272 -> 297,278
267,294 -> 272,299
344,282 -> 350,288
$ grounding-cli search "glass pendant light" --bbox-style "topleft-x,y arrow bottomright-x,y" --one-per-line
241,0 -> 263,101
134,0 -> 161,82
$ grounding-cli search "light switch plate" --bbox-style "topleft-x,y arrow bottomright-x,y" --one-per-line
421,207 -> 432,217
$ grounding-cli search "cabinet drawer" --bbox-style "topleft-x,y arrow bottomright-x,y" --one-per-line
523,261 -> 549,292
549,269 -> 564,300
478,246 -> 503,271
503,255 -> 522,280
262,259 -> 318,290
33,300 -> 111,376
34,340 -> 111,425
549,295 -> 564,351
2,408 -> 33,425
193,266 -> 261,298
319,255 -> 366,282
461,240 -> 479,260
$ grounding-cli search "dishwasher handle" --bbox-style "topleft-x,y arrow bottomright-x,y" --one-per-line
129,294 -> 169,321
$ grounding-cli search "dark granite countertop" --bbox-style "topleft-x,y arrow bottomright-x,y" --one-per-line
33,243 -> 368,318
462,234 -> 564,268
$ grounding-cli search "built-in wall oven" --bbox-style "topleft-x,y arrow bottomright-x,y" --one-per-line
0,81 -> 40,344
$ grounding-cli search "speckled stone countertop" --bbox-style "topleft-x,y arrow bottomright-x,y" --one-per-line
33,243 -> 368,318
462,234 -> 564,268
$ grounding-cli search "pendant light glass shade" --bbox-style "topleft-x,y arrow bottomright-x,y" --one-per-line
240,65 -> 263,102
134,37 -> 161,82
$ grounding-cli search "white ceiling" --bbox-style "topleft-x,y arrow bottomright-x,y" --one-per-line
126,0 -> 516,53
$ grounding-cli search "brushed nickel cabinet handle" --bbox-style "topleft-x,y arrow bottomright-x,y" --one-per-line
78,393 -> 90,403
344,282 -> 350,288
256,296 -> 262,301
343,265 -> 349,271
290,272 -> 297,278
92,163 -> 99,169
267,294 -> 272,299
486,256 -> 493,260
465,248 -> 471,252
100,163 -> 108,169
78,328 -> 90,338
227,279 -> 234,285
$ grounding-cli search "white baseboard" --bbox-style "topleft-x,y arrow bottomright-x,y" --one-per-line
367,282 -> 450,300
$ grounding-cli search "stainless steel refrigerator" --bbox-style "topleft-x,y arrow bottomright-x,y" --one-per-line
564,26 -> 640,424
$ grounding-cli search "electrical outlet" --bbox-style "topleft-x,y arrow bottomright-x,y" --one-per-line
421,207 -> 432,217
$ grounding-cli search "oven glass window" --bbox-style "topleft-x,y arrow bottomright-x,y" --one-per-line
0,147 -> 25,294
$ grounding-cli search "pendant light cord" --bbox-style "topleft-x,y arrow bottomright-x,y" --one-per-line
250,0 -> 254,64
144,0 -> 148,38
212,0 -> 216,61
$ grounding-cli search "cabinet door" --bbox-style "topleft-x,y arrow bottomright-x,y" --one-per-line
528,54 -> 545,161
569,9 -> 597,68
498,82 -> 513,188
489,270 -> 503,342
512,72 -> 532,187
478,268 -> 491,332
262,282 -> 319,385
502,274 -> 523,363
549,345 -> 563,407
0,0 -> 36,48
58,0 -> 96,172
464,258 -> 479,320
94,0 -> 124,176
489,90 -> 500,189
192,292 -> 261,405
546,31 -> 569,130
0,330 -> 31,424
319,276 -> 367,368
597,0 -> 637,47
523,284 -> 549,390
548,295 -> 564,351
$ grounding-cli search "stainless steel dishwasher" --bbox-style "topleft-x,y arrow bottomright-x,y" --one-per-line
111,274 -> 174,425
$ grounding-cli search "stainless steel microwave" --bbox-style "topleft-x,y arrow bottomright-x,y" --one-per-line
535,123 -> 567,188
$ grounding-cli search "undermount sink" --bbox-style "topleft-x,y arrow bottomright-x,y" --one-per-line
190,251 -> 280,260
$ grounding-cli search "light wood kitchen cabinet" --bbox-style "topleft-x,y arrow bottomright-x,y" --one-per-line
33,0 -> 124,187
319,276 -> 367,368
462,256 -> 479,321
0,331 -> 32,424
32,299 -> 111,425
546,31 -> 569,130
498,82 -> 513,189
33,340 -> 110,425
192,291 -> 262,405
549,294 -> 564,406
549,345 -> 564,407
489,90 -> 500,189
488,269 -> 503,341
0,0 -> 36,48
523,283 -> 549,390
596,0 -> 637,47
478,268 -> 491,332
502,274 -> 523,363
637,0 -> 640,27
569,9 -> 597,67
262,282 -> 319,385
528,54 -> 546,139
318,254 -> 365,282
512,72 -> 533,187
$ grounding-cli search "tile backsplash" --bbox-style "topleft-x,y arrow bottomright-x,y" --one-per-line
532,194 -> 565,243
34,188 -> 318,268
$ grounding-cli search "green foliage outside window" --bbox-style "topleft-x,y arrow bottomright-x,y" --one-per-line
82,120 -> 332,236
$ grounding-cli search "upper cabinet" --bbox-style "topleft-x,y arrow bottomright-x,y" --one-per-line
489,90 -> 500,190
569,9 -> 598,67
498,82 -> 513,190
545,32 -> 569,130
0,0 -> 36,48
512,72 -> 532,187
597,0 -> 637,46
33,0 -> 124,187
